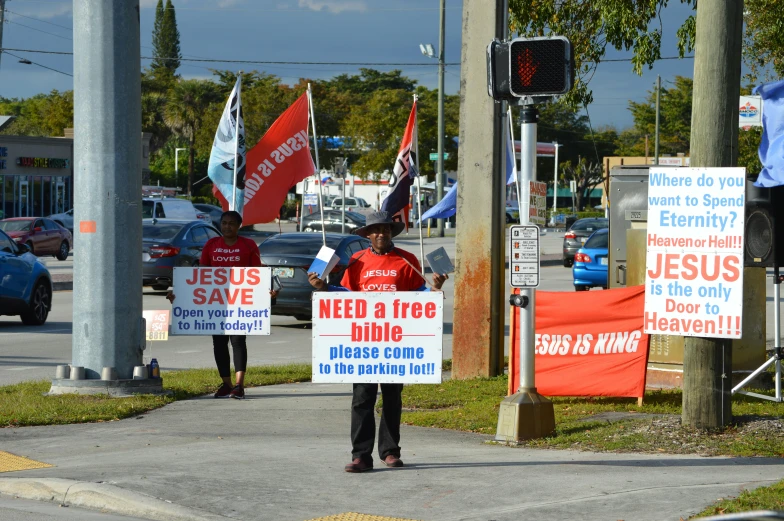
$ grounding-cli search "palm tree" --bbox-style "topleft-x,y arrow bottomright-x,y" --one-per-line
163,79 -> 219,196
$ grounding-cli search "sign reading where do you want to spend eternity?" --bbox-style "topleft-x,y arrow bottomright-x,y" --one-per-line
644,167 -> 745,339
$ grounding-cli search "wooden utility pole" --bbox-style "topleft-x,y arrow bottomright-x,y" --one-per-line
452,0 -> 506,378
683,0 -> 744,428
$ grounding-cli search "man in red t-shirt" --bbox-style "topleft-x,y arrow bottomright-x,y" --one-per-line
168,210 -> 277,399
308,211 -> 447,473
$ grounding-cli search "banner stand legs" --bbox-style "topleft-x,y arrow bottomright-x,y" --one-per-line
732,265 -> 783,402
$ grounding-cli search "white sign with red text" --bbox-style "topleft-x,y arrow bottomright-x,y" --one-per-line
171,267 -> 272,335
644,167 -> 745,339
312,292 -> 443,384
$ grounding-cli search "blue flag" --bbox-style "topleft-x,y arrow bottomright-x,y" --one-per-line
420,182 -> 457,222
754,79 -> 784,188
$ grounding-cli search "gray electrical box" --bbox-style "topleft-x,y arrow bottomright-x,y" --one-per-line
608,165 -> 650,288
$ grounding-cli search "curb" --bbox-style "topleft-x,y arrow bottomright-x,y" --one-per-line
53,281 -> 73,292
0,478 -> 231,521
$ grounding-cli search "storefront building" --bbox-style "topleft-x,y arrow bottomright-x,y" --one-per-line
0,130 -> 152,220
0,135 -> 74,219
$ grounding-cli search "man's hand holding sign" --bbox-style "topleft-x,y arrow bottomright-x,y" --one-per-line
308,211 -> 447,473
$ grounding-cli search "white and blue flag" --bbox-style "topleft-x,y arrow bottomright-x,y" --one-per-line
208,76 -> 246,213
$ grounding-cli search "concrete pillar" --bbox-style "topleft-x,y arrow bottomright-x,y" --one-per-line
71,0 -> 144,380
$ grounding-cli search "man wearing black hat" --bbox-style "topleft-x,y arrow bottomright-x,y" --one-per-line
308,211 -> 448,473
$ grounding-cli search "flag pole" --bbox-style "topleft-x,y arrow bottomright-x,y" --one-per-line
414,95 -> 425,270
307,83 -> 326,246
231,71 -> 242,212
509,106 -> 523,208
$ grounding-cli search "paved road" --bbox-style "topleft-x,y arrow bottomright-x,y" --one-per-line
0,265 -> 577,386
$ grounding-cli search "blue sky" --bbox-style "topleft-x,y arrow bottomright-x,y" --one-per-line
1,0 -> 697,130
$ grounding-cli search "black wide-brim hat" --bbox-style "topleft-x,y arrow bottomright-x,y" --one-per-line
354,211 -> 406,238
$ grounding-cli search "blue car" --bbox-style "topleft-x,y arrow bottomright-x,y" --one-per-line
572,228 -> 609,291
0,229 -> 53,325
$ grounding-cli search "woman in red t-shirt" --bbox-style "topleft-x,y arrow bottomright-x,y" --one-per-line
168,210 -> 277,399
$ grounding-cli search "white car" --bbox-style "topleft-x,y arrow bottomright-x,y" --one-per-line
142,198 -> 211,223
47,208 -> 74,231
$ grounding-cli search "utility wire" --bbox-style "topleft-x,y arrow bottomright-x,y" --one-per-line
1,49 -> 72,76
5,19 -> 72,40
4,8 -> 72,30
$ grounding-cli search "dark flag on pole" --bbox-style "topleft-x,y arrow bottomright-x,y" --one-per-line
381,102 -> 418,216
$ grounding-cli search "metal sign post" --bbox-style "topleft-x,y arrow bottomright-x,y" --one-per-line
495,104 -> 555,442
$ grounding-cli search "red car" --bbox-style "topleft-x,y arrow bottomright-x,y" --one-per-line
0,217 -> 72,261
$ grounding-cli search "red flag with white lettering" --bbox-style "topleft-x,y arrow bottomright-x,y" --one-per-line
214,93 -> 315,226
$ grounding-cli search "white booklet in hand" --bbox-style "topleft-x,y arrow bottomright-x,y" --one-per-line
308,245 -> 340,280
426,247 -> 454,275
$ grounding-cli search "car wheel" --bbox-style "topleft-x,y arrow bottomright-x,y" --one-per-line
574,286 -> 589,292
152,284 -> 169,291
21,281 -> 50,325
305,227 -> 314,233
56,241 -> 69,261
294,314 -> 311,321
563,258 -> 573,268
26,241 -> 35,255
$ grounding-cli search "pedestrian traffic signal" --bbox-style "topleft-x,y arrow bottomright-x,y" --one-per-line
487,37 -> 574,101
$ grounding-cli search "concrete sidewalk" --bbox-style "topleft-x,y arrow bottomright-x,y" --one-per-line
1,382 -> 783,521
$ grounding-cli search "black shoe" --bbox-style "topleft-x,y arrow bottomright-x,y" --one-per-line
214,384 -> 232,398
229,384 -> 245,399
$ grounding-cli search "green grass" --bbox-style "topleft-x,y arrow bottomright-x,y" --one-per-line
693,480 -> 784,518
1,361 -> 782,514
0,363 -> 310,428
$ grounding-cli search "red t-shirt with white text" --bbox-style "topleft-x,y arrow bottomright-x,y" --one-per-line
200,236 -> 261,268
340,247 -> 424,292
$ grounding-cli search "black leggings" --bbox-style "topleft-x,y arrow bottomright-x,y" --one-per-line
212,335 -> 247,377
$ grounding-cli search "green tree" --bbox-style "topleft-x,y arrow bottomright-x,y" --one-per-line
615,76 -> 693,157
163,79 -> 221,196
151,0 -> 181,77
0,91 -> 73,137
508,0 -> 697,108
743,0 -> 784,82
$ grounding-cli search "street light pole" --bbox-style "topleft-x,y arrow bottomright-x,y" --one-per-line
175,147 -> 187,194
435,0 -> 446,237
552,142 -> 561,225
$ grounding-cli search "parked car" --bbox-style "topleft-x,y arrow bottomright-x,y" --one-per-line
562,217 -> 609,267
142,219 -> 222,290
0,229 -> 52,325
193,203 -> 224,229
298,210 -> 367,233
259,232 -> 371,320
572,228 -> 609,291
47,208 -> 74,232
0,217 -> 72,261
142,197 -> 211,223
506,201 -> 520,224
327,197 -> 372,210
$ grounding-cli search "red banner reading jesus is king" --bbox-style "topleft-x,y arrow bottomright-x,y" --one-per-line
509,286 -> 650,399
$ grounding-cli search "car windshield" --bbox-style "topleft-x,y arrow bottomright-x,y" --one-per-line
143,223 -> 184,241
584,231 -> 609,249
259,235 -> 346,256
0,220 -> 32,232
571,219 -> 608,232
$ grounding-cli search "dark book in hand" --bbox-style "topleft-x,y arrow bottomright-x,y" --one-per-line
426,247 -> 454,275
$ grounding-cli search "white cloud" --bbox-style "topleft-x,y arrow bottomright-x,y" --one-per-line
297,0 -> 367,14
15,1 -> 72,19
